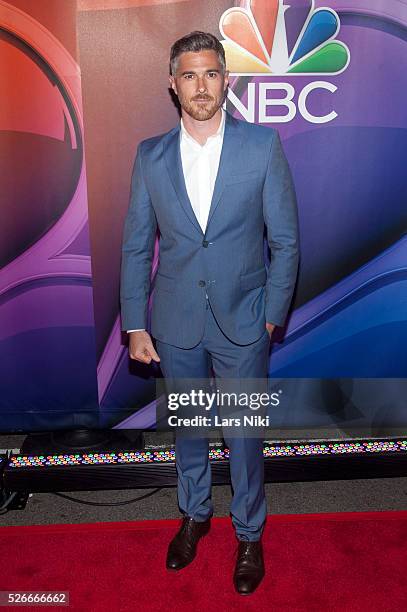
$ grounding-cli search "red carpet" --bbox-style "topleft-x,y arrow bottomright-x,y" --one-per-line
1,511 -> 407,611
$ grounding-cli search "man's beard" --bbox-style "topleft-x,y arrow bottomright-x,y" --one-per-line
180,94 -> 221,121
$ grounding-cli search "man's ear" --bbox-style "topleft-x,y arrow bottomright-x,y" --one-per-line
169,75 -> 177,95
223,70 -> 229,92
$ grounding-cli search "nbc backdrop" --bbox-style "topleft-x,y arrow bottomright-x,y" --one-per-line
0,0 -> 406,432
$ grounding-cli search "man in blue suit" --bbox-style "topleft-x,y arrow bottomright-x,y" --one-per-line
120,31 -> 299,594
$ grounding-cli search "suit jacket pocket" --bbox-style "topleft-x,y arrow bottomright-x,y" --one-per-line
226,170 -> 260,185
240,267 -> 267,291
154,271 -> 175,293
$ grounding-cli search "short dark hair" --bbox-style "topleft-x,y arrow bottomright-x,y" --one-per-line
169,31 -> 226,76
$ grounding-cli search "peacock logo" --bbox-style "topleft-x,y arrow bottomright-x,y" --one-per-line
219,0 -> 350,75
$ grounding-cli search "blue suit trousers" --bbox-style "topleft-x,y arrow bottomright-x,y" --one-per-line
155,296 -> 270,541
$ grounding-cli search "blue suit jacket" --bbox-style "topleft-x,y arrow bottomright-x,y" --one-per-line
120,112 -> 299,348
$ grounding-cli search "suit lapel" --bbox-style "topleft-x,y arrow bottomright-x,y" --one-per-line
206,112 -> 241,230
164,126 -> 203,235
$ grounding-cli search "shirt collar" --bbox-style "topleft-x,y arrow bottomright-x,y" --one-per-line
180,108 -> 225,148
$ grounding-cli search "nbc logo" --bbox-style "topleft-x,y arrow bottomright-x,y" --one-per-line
220,0 -> 350,75
221,0 -> 350,123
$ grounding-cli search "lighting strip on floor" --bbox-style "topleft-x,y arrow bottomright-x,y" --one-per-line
7,440 -> 407,468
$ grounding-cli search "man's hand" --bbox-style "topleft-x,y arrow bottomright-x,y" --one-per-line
266,322 -> 275,338
128,330 -> 160,364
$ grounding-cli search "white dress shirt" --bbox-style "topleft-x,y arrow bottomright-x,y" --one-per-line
180,107 -> 225,232
127,109 -> 226,332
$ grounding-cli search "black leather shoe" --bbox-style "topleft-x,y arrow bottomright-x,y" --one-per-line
233,540 -> 265,595
166,516 -> 211,570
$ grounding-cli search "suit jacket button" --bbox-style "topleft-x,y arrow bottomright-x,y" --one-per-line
202,240 -> 209,248
198,280 -> 206,287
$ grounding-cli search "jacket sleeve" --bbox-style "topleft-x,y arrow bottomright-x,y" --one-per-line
120,142 -> 157,331
263,130 -> 300,327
